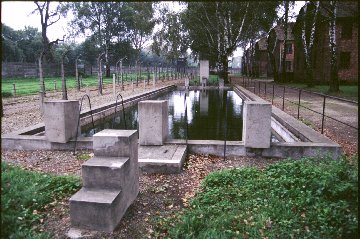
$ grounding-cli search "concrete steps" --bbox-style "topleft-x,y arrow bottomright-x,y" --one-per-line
69,130 -> 139,232
82,156 -> 129,189
70,188 -> 122,232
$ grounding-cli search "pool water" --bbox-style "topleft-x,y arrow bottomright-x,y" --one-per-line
82,89 -> 244,141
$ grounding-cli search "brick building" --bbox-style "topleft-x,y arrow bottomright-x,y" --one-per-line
293,1 -> 358,83
254,37 -> 271,77
267,23 -> 295,81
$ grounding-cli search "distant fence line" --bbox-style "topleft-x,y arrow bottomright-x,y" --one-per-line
2,62 -> 241,79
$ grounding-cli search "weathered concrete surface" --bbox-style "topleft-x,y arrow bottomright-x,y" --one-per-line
138,144 -> 187,173
219,78 -> 224,88
138,100 -> 168,146
243,101 -> 272,148
199,60 -> 209,83
185,78 -> 189,88
44,100 -> 79,143
70,129 -> 139,232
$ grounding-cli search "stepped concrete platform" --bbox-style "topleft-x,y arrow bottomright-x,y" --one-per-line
70,130 -> 139,233
138,144 -> 187,174
70,188 -> 122,232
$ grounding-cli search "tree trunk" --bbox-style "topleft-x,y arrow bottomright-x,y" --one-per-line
38,53 -> 46,113
328,1 -> 339,93
75,58 -> 80,91
61,56 -> 68,100
281,1 -> 289,83
220,57 -> 229,83
98,55 -> 103,95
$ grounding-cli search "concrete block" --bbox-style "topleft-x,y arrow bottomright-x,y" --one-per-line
201,77 -> 207,88
185,78 -> 189,88
44,100 -> 79,143
138,100 -> 168,145
199,60 -> 209,81
219,78 -> 224,88
69,188 -> 122,232
82,156 -> 129,189
93,130 -> 138,158
243,101 -> 271,148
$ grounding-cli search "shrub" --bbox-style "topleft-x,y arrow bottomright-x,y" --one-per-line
157,157 -> 358,238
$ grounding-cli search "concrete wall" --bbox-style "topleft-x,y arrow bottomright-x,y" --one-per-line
199,60 -> 209,81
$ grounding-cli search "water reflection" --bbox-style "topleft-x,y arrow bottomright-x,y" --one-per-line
82,89 -> 244,140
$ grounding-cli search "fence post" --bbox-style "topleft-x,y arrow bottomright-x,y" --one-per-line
253,80 -> 255,93
282,86 -> 285,111
54,80 -> 56,92
112,74 -> 116,97
258,81 -> 260,95
12,83 -> 16,97
297,89 -> 302,119
265,82 -> 267,98
272,84 -> 274,105
321,96 -> 326,134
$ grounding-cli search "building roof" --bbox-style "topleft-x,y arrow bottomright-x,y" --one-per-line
256,37 -> 268,51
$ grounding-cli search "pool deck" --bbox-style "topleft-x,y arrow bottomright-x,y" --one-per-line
138,144 -> 187,174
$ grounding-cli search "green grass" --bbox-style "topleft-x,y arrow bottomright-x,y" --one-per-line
156,157 -> 358,238
1,73 -> 160,97
280,83 -> 358,101
1,162 -> 81,239
190,74 -> 219,86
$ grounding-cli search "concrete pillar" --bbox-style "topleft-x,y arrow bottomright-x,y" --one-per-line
199,60 -> 209,83
243,101 -> 271,148
185,77 -> 189,88
201,77 -> 207,88
219,78 -> 224,88
43,100 -> 79,143
138,100 -> 168,145
112,74 -> 116,96
70,130 -> 139,232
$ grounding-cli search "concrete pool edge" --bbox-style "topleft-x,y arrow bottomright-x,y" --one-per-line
2,84 -> 343,162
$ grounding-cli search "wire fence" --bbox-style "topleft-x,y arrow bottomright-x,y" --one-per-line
238,76 -> 358,135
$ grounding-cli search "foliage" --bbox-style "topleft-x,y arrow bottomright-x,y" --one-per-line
181,2 -> 279,83
157,157 -> 358,238
1,162 -> 81,239
152,5 -> 189,63
2,23 -> 43,62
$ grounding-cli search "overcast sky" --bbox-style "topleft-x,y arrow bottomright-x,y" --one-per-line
1,1 -> 304,59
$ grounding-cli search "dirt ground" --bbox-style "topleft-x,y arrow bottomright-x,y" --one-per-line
1,77 -> 357,238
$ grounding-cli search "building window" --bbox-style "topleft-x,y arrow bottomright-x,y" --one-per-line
285,61 -> 292,72
339,52 -> 351,69
341,22 -> 352,39
285,43 -> 293,54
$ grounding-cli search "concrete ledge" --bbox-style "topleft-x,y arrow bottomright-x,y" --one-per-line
138,144 -> 187,174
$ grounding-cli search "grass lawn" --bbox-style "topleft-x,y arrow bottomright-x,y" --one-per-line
1,72 -> 171,97
156,157 -> 358,238
1,162 -> 81,238
280,83 -> 358,101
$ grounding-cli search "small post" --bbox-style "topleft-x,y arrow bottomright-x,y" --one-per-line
297,89 -> 302,119
258,81 -> 260,95
131,78 -> 134,91
282,86 -> 285,111
54,80 -> 56,92
12,83 -> 16,97
153,70 -> 156,88
265,82 -> 267,98
112,74 -> 116,97
321,96 -> 326,134
143,78 -> 146,89
272,84 -> 275,105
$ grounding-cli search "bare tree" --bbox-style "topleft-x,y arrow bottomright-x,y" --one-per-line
33,1 -> 64,112
97,52 -> 105,95
300,1 -> 320,87
327,1 -> 339,93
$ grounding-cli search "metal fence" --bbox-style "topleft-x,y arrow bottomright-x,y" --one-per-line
239,76 -> 358,134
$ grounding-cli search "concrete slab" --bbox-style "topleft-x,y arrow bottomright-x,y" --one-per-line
138,144 -> 187,173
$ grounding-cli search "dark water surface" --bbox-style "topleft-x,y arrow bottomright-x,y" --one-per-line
82,89 -> 244,141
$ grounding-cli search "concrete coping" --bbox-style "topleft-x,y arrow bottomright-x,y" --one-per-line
94,129 -> 137,138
